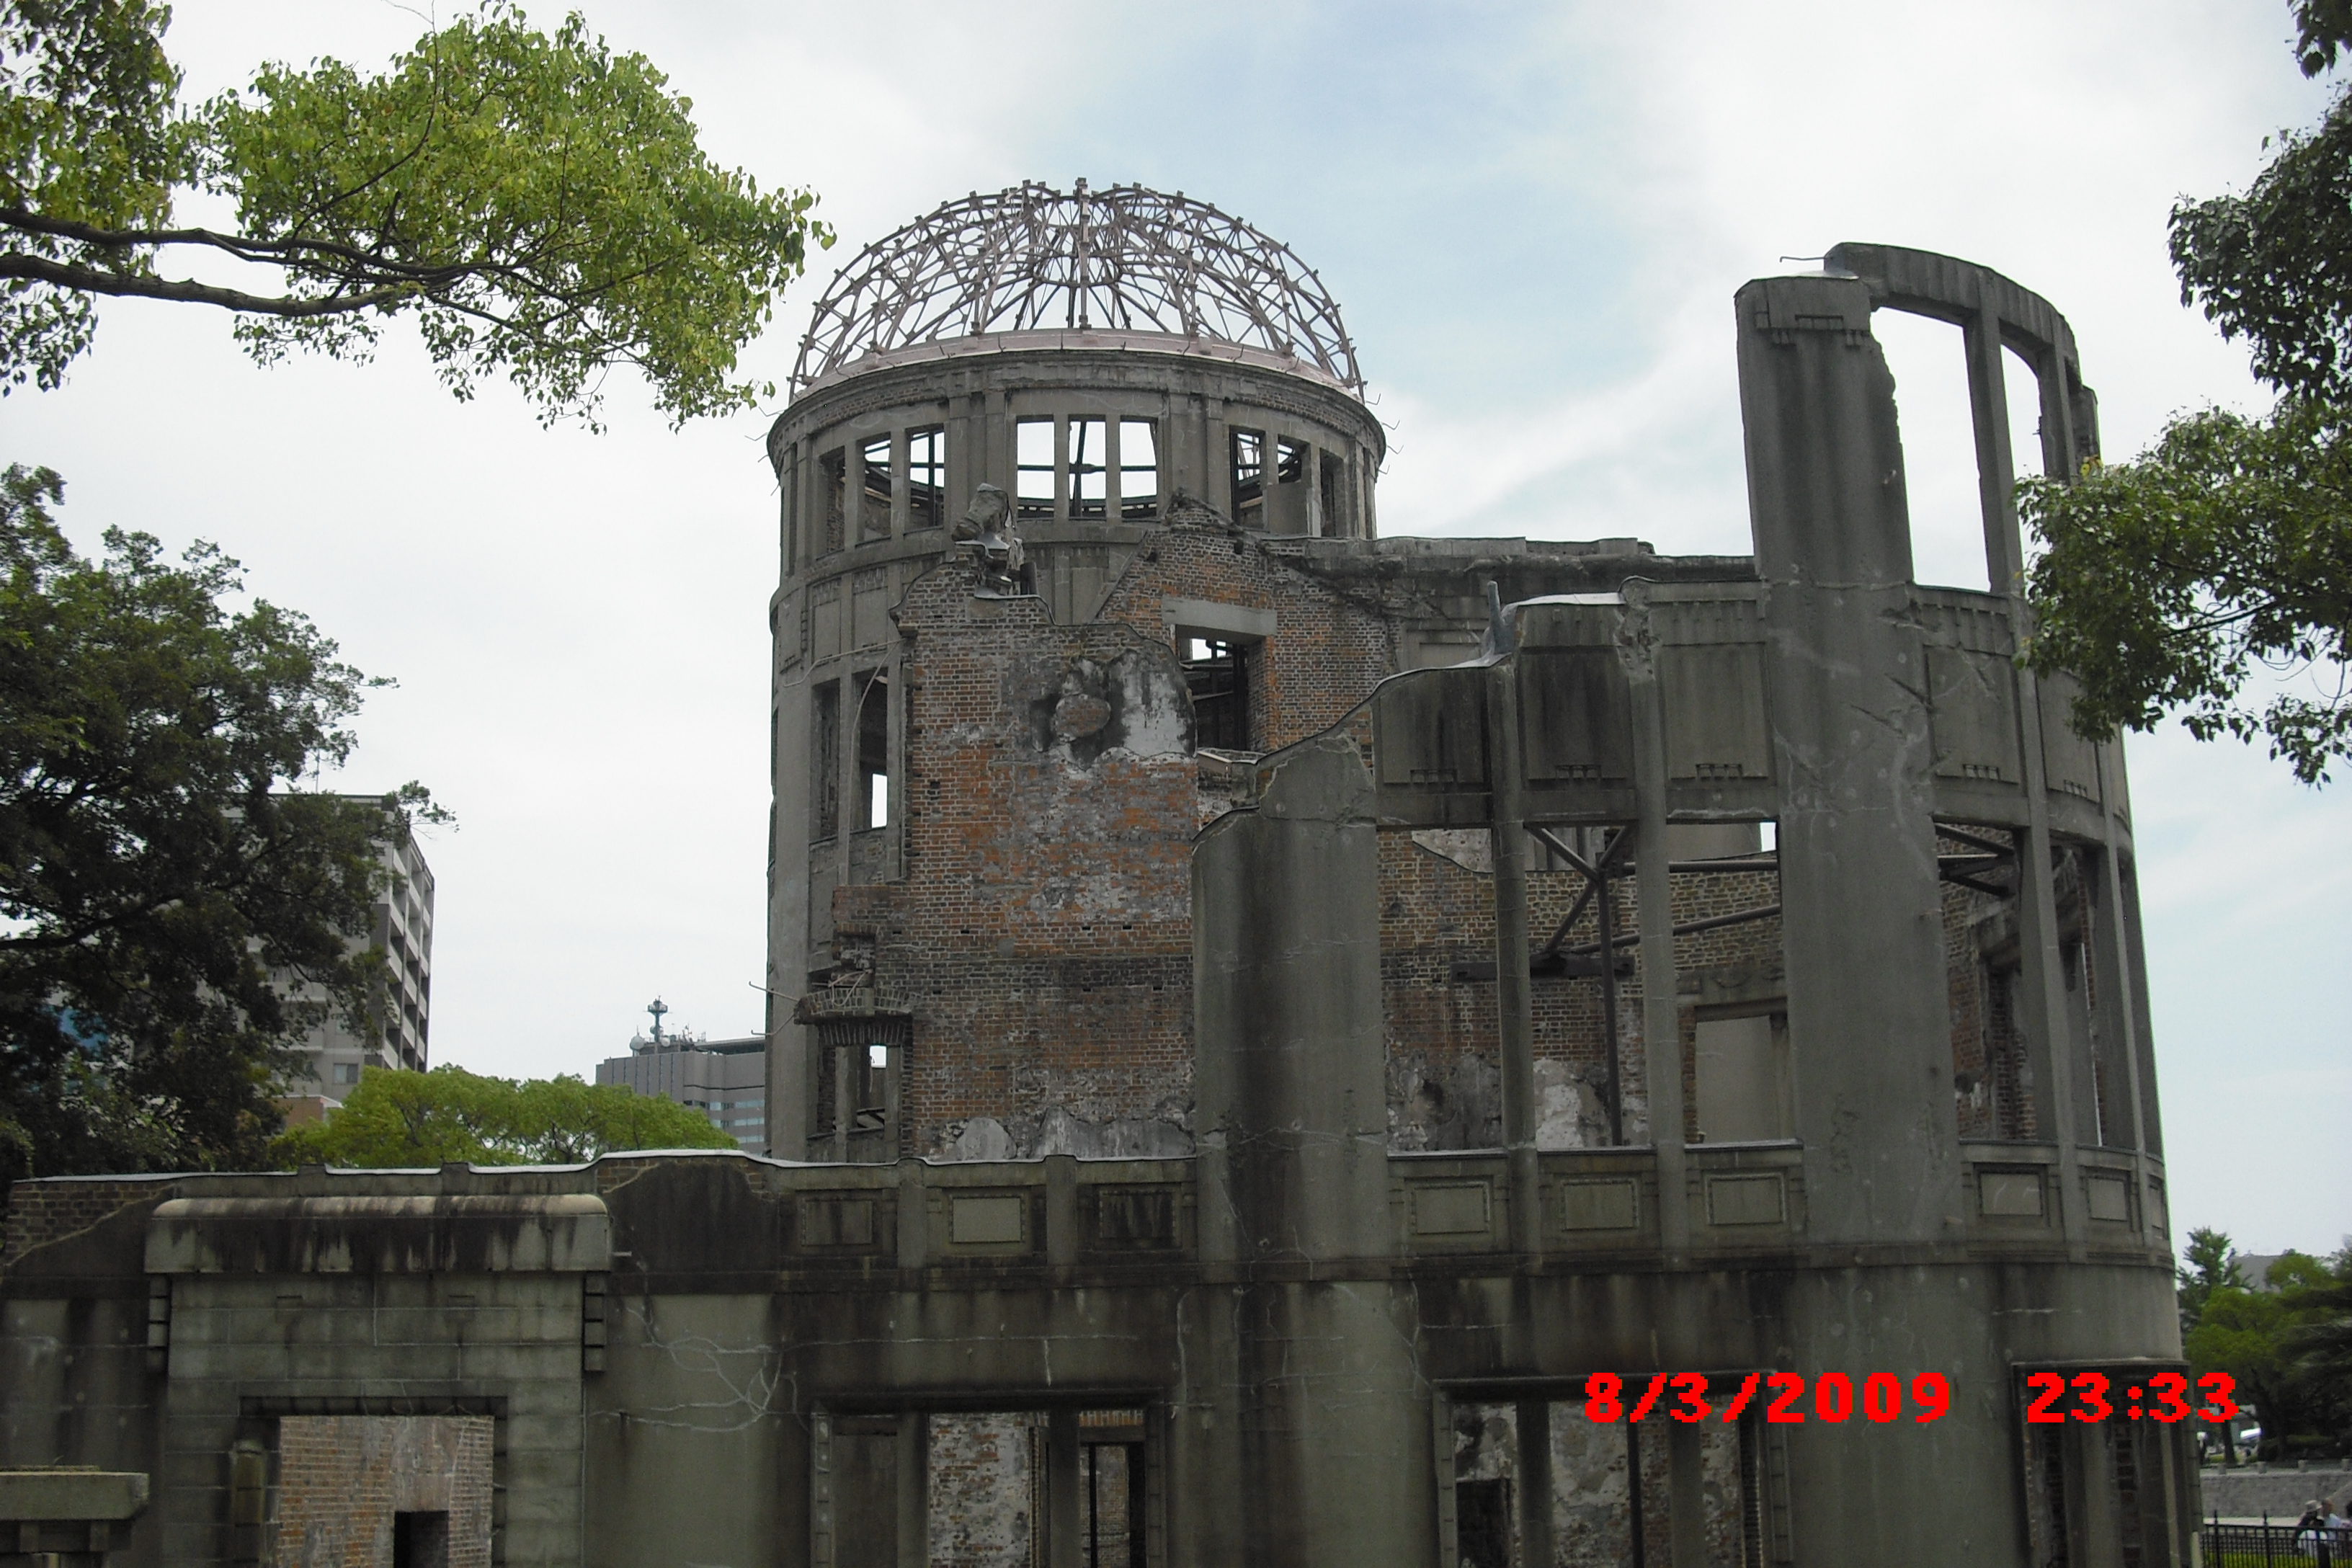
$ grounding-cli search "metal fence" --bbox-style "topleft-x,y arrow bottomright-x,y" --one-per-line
2202,1522 -> 2352,1565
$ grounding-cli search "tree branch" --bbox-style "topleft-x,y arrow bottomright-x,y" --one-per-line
0,250 -> 416,318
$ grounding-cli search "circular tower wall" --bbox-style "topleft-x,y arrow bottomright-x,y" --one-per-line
762,182 -> 1386,1158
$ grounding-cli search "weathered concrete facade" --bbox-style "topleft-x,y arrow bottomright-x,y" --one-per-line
1,193 -> 2186,1567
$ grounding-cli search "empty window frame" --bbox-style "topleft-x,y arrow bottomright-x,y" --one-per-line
1017,417 -> 1058,521
907,424 -> 946,530
855,670 -> 890,830
1266,437 -> 1313,534
1692,1010 -> 1793,1144
860,435 -> 893,539
1120,419 -> 1159,520
1069,417 -> 1109,520
819,448 -> 847,554
1318,449 -> 1345,536
811,680 -> 841,841
1231,429 -> 1266,525
1448,1396 -> 1767,1568
1184,637 -> 1252,752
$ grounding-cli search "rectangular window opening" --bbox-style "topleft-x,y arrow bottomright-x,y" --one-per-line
1871,309 -> 1991,592
1070,417 -> 1108,520
860,435 -> 892,539
855,671 -> 889,832
1939,821 -> 2034,1140
811,680 -> 840,841
1017,417 -> 1058,522
819,448 -> 847,556
2008,345 -> 2052,579
1662,820 -> 1790,1146
1448,1396 -> 1766,1568
1276,436 -> 1307,486
1120,419 -> 1159,520
1230,429 -> 1265,525
1317,449 -> 1343,536
908,424 -> 946,530
1183,636 -> 1253,752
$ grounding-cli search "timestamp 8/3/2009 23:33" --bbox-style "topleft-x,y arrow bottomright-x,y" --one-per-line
1570,1372 -> 2237,1427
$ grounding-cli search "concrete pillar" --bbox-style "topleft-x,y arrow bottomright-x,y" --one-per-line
1192,734 -> 1430,1567
895,1414 -> 928,1568
1626,600 -> 1688,1247
1734,271 -> 1963,1247
1486,659 -> 1541,1256
1515,1398 -> 1554,1568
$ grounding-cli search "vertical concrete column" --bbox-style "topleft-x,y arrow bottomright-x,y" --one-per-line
896,1158 -> 927,1269
981,388 -> 1010,493
1486,658 -> 1542,1256
1961,305 -> 2023,596
890,427 -> 910,539
1735,272 -> 1963,1247
895,1414 -> 929,1568
1193,734 -> 1430,1567
1667,1420 -> 1707,1568
1515,1398 -> 1554,1568
832,1045 -> 852,1164
1047,1408 -> 1082,1568
1623,602 -> 1688,1249
1046,1154 -> 1079,1268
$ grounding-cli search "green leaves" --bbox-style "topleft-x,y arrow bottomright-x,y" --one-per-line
271,1064 -> 738,1168
1,2 -> 830,423
2172,88 -> 2352,408
2018,398 -> 2352,783
2018,20 -> 2352,787
2183,1245 -> 2352,1460
0,463 -> 443,1184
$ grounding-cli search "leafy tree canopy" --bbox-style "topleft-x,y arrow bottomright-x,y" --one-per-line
2180,1224 -> 2249,1332
272,1064 -> 736,1167
1,0 -> 830,425
0,463 -> 445,1184
2018,0 -> 2352,783
2182,1239 -> 2352,1460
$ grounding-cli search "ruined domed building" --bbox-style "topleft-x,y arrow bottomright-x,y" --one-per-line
1,189 -> 2187,1568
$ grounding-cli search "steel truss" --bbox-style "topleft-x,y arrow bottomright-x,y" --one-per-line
790,180 -> 1365,396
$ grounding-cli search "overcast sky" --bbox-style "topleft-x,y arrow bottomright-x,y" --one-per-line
10,0 -> 2346,1255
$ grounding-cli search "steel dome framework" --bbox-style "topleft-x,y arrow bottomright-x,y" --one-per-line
790,181 -> 1366,397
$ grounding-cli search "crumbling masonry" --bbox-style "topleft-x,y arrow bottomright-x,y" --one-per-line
0,190 -> 2185,1568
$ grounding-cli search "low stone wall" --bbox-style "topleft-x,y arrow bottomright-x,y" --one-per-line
2199,1466 -> 2352,1520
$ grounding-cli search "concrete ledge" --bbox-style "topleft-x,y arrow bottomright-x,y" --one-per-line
146,1195 -> 610,1275
0,1469 -> 150,1521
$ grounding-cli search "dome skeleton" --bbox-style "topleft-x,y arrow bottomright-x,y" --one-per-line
791,180 -> 1366,397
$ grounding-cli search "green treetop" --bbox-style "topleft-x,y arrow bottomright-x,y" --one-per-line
1,0 -> 831,426
2018,0 -> 2352,783
273,1064 -> 736,1168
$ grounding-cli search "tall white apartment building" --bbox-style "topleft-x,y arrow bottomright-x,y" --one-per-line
282,803 -> 435,1100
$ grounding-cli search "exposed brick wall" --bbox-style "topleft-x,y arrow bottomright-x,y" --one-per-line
844,503 -> 1408,1161
274,1414 -> 494,1568
1,1178 -> 166,1270
1092,505 -> 1399,747
929,1411 -> 1040,1568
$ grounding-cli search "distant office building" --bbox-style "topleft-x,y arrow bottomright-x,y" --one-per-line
279,801 -> 435,1100
595,1003 -> 767,1152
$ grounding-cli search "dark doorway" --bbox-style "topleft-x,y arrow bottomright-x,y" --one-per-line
1456,1476 -> 1512,1568
393,1510 -> 450,1568
1083,1430 -> 1145,1568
